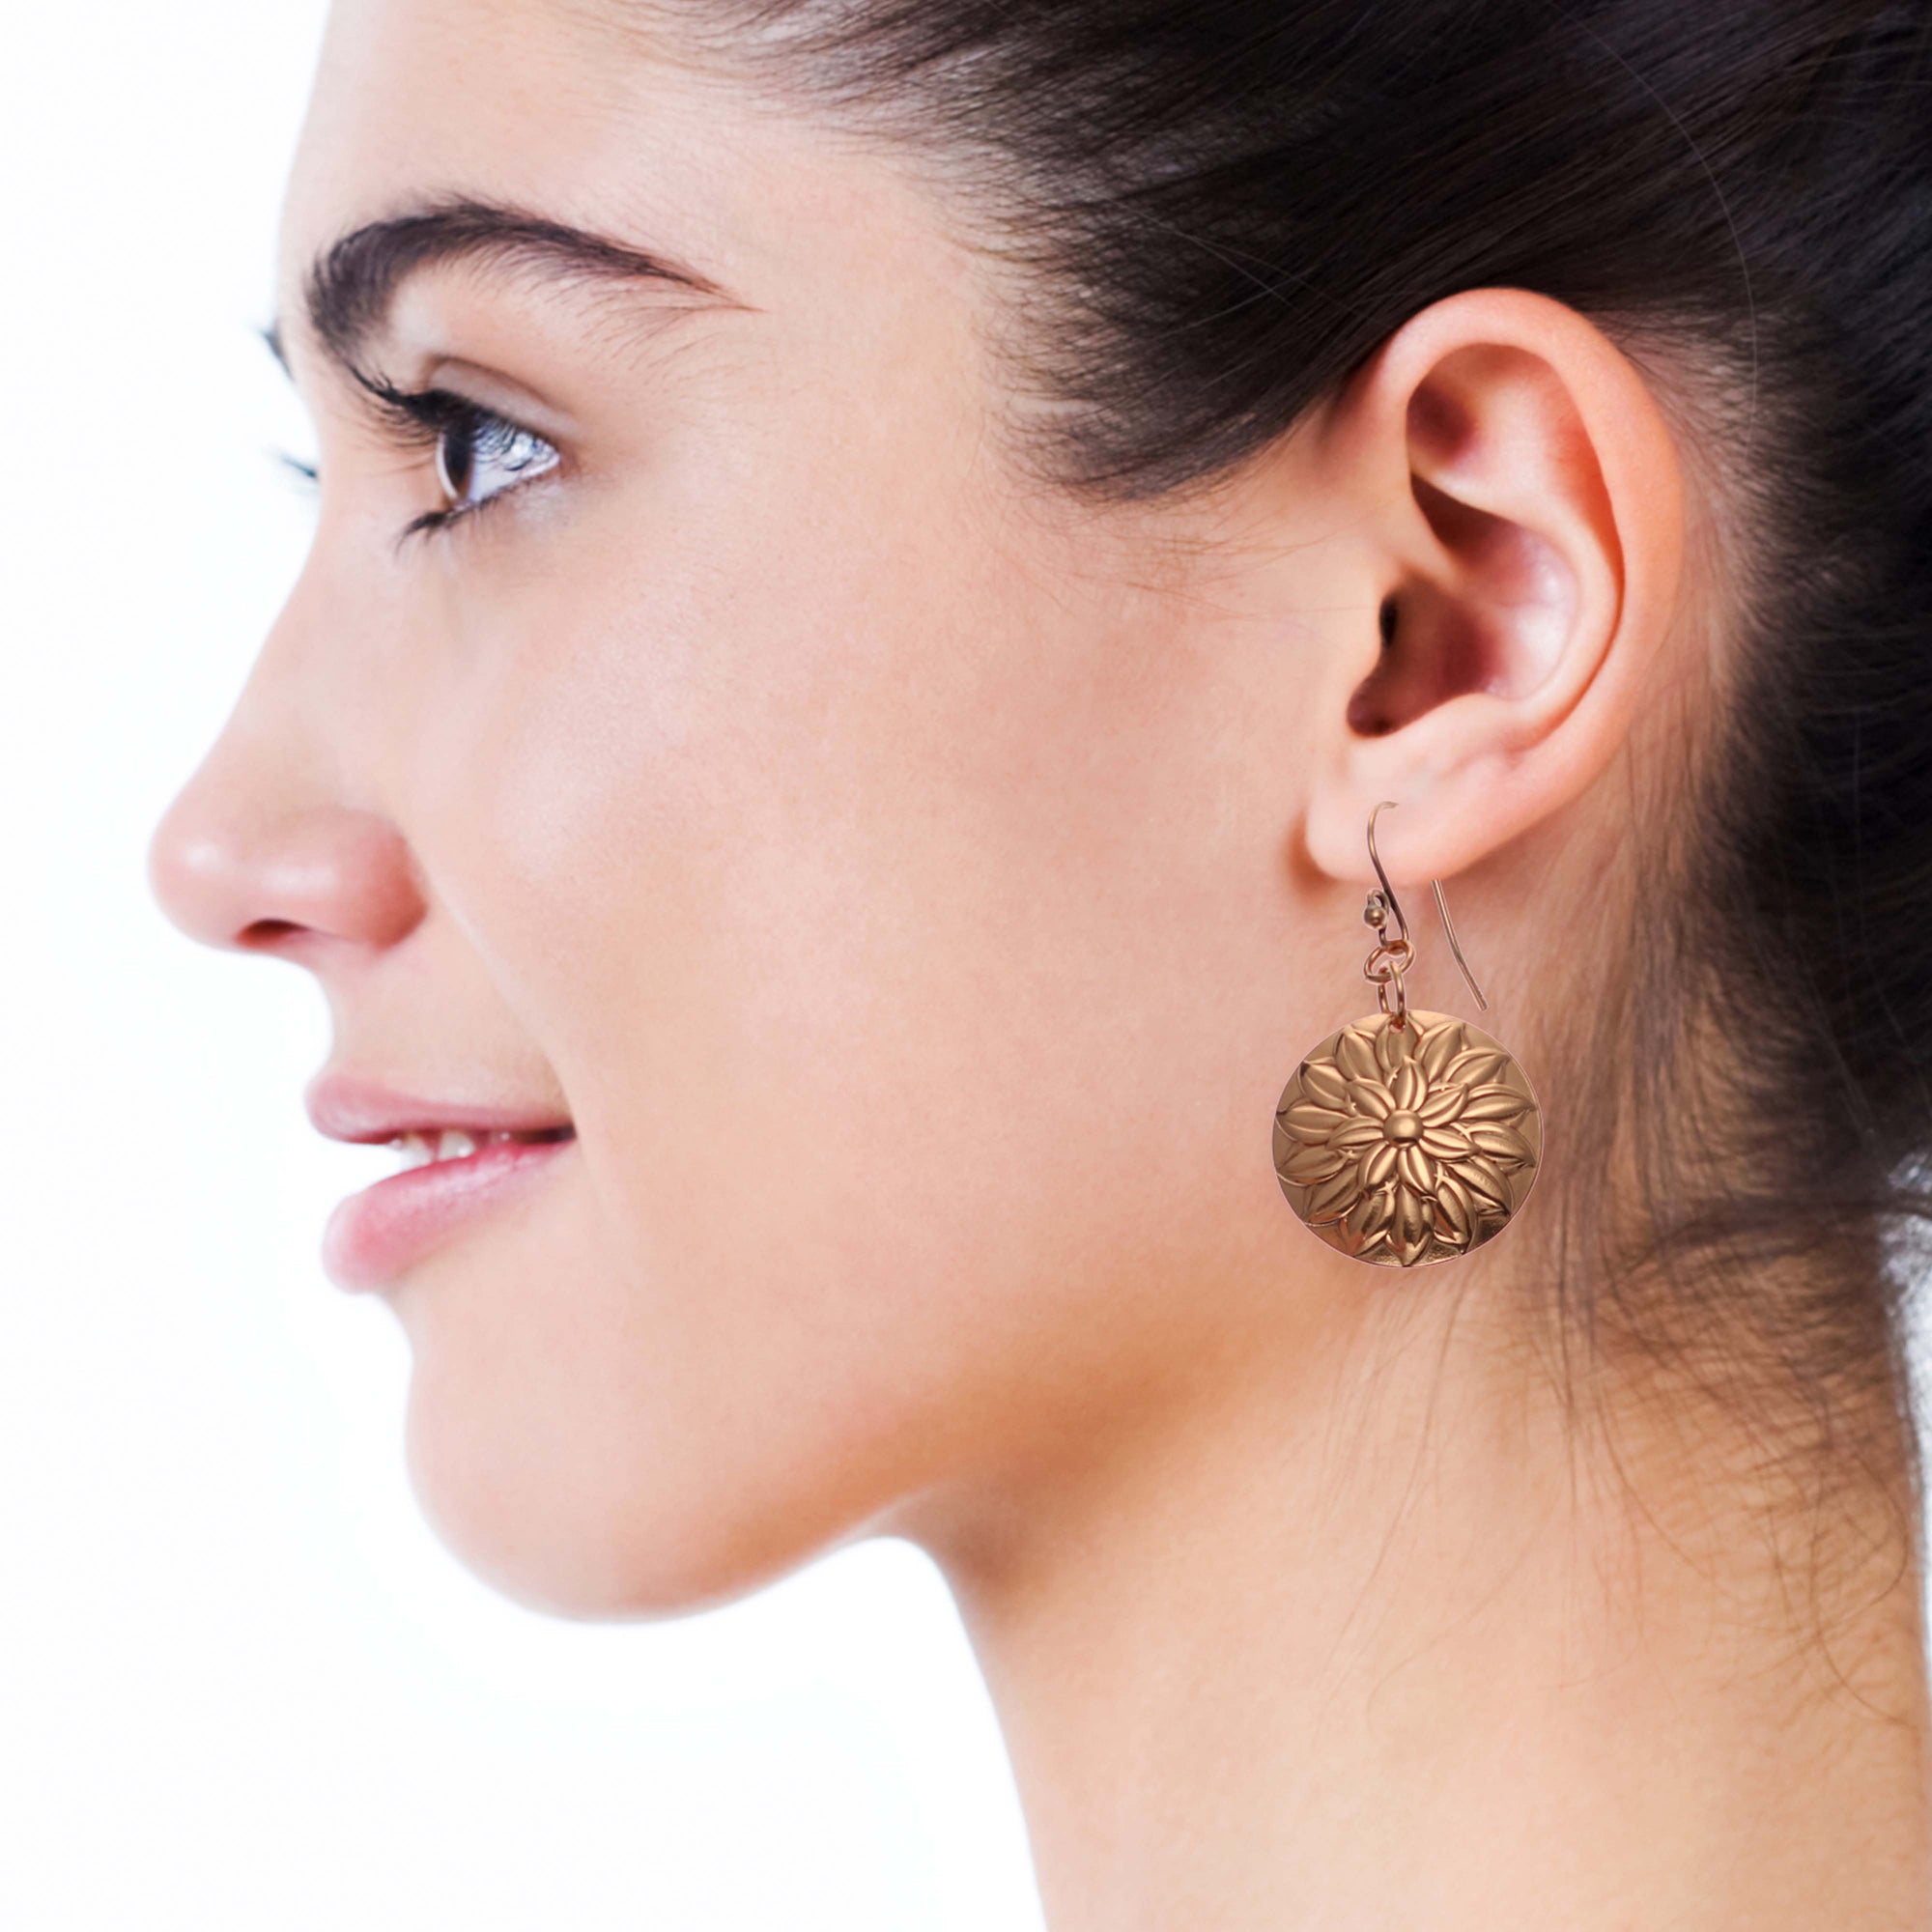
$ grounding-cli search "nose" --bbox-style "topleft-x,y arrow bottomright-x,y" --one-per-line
148,734 -> 426,962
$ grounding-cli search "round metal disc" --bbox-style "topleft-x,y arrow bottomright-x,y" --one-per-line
1272,1008 -> 1543,1268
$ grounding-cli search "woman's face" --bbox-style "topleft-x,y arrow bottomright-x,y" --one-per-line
149,0 -> 1357,1615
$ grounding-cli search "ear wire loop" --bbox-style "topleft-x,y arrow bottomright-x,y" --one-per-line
1362,799 -> 1490,1022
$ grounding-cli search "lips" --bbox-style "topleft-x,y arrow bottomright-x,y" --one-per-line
305,1069 -> 577,1293
304,1069 -> 574,1146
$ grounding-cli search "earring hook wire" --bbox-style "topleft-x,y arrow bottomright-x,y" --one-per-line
1365,799 -> 1490,1013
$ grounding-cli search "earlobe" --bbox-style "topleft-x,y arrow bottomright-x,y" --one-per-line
1304,288 -> 1686,888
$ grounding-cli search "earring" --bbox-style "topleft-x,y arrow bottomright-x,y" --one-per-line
1272,800 -> 1544,1268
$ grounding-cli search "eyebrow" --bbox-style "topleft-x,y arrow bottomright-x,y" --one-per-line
259,193 -> 739,379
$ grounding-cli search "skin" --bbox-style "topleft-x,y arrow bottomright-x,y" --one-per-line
148,2 -> 1932,1924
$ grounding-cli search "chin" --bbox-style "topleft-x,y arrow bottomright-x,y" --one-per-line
395,1352 -> 876,1624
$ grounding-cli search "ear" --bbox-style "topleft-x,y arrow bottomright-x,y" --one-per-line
1299,287 -> 1688,888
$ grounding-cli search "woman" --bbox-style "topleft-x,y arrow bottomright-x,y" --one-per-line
147,0 -> 1932,1922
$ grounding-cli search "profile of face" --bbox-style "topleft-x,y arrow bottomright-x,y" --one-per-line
149,0 -> 1679,1617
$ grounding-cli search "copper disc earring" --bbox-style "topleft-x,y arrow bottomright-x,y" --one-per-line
1272,800 -> 1544,1267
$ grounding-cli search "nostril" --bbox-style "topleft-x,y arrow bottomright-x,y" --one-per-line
239,918 -> 306,951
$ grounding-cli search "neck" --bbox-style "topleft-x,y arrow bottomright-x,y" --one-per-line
913,1273 -> 1932,1930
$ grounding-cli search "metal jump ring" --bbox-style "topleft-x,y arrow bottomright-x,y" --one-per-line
1363,938 -> 1413,983
1377,972 -> 1409,1024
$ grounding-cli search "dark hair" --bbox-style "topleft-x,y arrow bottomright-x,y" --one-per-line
661,0 -> 1932,1555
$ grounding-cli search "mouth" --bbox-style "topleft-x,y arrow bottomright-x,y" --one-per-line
304,1073 -> 580,1293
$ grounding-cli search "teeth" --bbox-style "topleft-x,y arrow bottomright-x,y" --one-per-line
390,1127 -> 495,1171
387,1126 -> 564,1173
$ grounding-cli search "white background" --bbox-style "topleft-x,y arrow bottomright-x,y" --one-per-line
5,8 -> 1929,1931
0,6 -> 1040,1927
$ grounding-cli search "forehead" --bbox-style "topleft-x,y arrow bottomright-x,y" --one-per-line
276,0 -> 970,361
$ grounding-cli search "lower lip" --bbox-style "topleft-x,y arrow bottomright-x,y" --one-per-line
321,1135 -> 576,1293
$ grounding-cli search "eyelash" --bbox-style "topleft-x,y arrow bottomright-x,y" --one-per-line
275,370 -> 560,546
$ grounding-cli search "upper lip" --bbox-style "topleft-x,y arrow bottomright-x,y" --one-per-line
304,1069 -> 575,1146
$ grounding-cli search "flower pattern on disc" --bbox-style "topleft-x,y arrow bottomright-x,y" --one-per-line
1274,1009 -> 1541,1267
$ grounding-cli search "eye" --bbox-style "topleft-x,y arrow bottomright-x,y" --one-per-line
429,396 -> 560,520
338,368 -> 564,542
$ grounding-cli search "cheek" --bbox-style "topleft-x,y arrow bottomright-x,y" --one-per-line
407,484 -> 1288,1610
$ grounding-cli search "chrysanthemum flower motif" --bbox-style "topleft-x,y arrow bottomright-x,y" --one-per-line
1275,1009 -> 1540,1267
